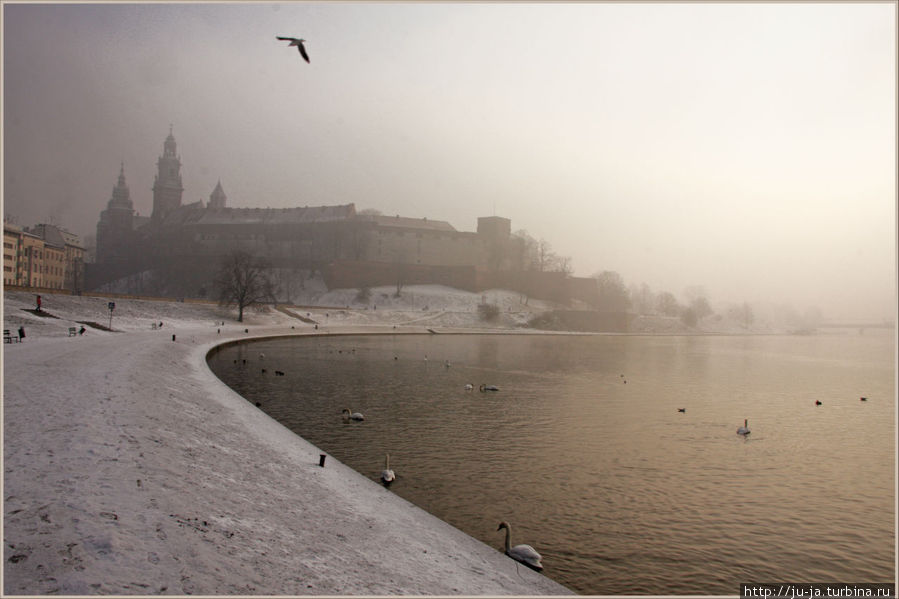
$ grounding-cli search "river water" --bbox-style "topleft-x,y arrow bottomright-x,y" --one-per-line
208,331 -> 895,595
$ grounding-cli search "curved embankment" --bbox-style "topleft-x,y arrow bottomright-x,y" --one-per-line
3,324 -> 573,595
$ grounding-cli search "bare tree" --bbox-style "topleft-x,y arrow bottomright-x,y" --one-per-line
214,250 -> 277,322
689,296 -> 714,320
592,270 -> 631,312
629,282 -> 655,315
510,230 -> 537,271
656,291 -> 680,316
535,238 -> 553,272
552,255 -> 573,276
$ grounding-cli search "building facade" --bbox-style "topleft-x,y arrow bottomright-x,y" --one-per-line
3,223 -> 24,286
4,221 -> 85,291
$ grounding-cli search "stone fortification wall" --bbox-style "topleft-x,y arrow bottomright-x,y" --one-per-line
323,261 -> 600,306
321,261 -> 480,292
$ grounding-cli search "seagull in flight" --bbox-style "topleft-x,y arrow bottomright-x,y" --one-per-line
277,36 -> 310,63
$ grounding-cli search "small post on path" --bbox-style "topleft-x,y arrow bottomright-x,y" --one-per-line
319,454 -> 326,467
107,301 -> 115,330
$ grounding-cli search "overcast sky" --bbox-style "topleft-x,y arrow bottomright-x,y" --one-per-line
3,2 -> 896,320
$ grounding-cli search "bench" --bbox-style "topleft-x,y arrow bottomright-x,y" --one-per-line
68,327 -> 77,337
4,329 -> 20,343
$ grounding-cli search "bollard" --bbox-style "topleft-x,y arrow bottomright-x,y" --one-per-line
319,454 -> 326,467
172,334 -> 176,342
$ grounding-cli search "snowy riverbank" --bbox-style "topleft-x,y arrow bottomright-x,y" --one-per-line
2,290 -> 572,595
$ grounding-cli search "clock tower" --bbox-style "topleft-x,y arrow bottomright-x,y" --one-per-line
151,126 -> 184,224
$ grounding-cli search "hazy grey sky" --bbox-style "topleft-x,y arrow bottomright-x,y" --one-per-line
3,2 -> 896,320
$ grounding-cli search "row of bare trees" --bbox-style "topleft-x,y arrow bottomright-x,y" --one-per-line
508,230 -> 572,275
592,271 -> 764,328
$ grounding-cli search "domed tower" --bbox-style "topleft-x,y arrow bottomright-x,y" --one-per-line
96,163 -> 135,263
208,180 -> 227,209
151,126 -> 184,225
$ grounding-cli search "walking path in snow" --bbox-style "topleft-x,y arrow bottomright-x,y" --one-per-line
3,292 -> 572,595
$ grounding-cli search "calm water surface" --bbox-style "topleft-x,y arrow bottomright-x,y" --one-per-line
208,332 -> 895,595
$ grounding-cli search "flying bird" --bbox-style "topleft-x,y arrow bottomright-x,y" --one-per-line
277,36 -> 310,63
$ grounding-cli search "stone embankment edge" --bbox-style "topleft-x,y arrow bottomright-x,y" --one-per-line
197,325 -> 575,595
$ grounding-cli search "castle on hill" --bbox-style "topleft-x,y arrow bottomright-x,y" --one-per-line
90,129 -> 598,305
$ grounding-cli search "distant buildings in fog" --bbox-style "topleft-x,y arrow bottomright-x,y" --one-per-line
3,221 -> 86,292
89,128 -> 599,304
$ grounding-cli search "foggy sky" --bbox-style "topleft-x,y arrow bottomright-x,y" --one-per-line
3,2 -> 896,320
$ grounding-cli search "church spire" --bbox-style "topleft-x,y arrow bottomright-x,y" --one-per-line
208,179 -> 227,209
110,163 -> 132,209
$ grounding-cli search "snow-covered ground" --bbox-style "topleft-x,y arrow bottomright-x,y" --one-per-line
3,283 -> 799,595
2,289 -> 573,595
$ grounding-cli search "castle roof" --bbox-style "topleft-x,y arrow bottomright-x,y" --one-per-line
358,214 -> 457,232
160,203 -> 358,227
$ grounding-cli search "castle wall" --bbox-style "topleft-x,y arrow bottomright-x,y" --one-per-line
322,260 -> 599,306
363,227 -> 485,267
322,260 -> 479,292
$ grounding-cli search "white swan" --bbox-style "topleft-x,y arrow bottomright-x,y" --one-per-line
464,383 -> 474,391
341,408 -> 364,421
381,454 -> 395,485
497,521 -> 543,571
737,419 -> 750,435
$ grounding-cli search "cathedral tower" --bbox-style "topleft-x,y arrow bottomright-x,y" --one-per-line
208,180 -> 227,209
151,126 -> 184,225
96,163 -> 135,263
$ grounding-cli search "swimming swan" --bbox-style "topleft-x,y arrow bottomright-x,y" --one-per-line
381,454 -> 395,485
464,383 -> 474,391
497,521 -> 543,571
342,408 -> 364,421
737,419 -> 750,435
